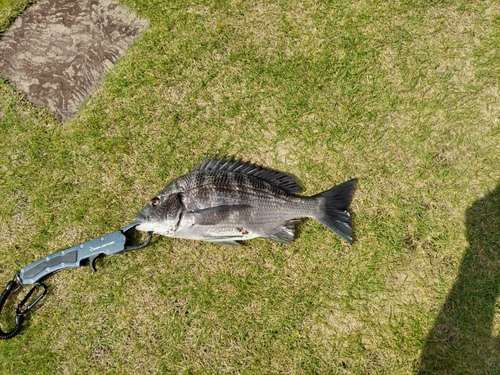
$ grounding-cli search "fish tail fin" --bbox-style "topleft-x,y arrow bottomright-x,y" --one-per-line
314,178 -> 357,243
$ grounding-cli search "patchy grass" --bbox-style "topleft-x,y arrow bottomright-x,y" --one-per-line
1,0 -> 499,374
0,0 -> 30,32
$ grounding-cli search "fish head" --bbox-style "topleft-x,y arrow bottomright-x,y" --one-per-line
135,190 -> 184,236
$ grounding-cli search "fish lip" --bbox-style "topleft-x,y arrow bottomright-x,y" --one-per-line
134,215 -> 148,223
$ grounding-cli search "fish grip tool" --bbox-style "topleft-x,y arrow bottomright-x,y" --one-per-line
0,222 -> 152,339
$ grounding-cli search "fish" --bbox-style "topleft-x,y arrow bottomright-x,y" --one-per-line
135,156 -> 357,246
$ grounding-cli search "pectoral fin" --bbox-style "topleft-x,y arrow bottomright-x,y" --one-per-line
192,205 -> 252,225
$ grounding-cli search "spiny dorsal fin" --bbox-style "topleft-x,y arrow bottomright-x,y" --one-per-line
194,156 -> 303,194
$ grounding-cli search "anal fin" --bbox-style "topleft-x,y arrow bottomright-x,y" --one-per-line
269,219 -> 300,243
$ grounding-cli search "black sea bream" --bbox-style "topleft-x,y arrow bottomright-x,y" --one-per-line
136,157 -> 357,245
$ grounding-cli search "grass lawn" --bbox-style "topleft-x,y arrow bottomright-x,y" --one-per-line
1,0 -> 499,373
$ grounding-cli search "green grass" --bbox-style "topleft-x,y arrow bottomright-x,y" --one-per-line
1,0 -> 500,373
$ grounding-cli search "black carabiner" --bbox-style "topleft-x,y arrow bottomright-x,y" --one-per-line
0,277 -> 47,339
16,282 -> 47,315
0,279 -> 22,340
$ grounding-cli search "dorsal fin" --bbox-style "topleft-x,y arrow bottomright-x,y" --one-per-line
194,156 -> 303,194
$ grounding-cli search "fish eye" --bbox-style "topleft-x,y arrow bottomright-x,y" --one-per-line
150,197 -> 160,207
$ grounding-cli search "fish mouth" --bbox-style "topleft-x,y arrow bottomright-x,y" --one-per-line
134,215 -> 150,230
134,213 -> 154,232
134,216 -> 143,224
134,212 -> 150,222
135,221 -> 148,232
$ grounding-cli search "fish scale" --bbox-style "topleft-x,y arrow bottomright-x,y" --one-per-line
136,156 -> 357,245
185,172 -> 292,209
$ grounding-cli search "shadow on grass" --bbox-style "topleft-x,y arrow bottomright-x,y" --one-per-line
418,185 -> 500,374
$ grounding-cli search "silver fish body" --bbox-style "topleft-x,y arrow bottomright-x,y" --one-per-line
136,157 -> 357,245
